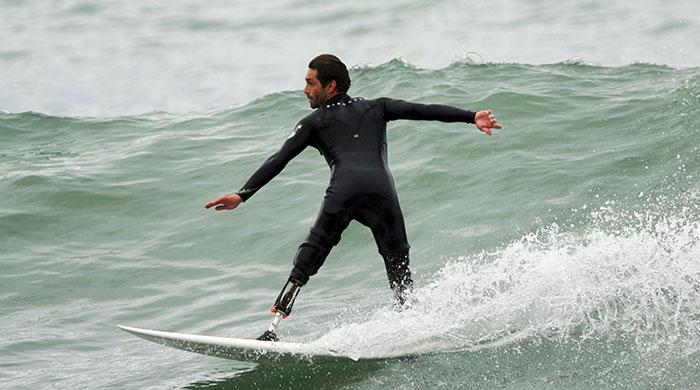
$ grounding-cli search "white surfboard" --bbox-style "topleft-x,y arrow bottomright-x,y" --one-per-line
118,325 -> 365,363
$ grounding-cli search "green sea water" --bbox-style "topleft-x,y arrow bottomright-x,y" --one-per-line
2,61 -> 699,388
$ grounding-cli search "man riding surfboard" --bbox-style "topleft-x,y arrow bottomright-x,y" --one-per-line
205,54 -> 502,341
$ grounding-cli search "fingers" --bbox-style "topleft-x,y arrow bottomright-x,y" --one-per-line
211,201 -> 236,211
486,109 -> 498,125
204,198 -> 221,209
478,109 -> 503,133
205,196 -> 228,210
205,194 -> 241,211
217,203 -> 239,211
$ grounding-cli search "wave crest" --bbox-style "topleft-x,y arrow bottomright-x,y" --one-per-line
315,192 -> 700,360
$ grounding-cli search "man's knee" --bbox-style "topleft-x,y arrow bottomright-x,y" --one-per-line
290,231 -> 338,284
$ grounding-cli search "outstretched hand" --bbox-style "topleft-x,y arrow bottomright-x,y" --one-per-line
204,193 -> 243,211
474,109 -> 503,136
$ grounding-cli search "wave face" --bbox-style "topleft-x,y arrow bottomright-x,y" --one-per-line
2,0 -> 700,116
2,61 -> 699,388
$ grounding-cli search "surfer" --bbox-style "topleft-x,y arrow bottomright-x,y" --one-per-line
205,54 -> 502,340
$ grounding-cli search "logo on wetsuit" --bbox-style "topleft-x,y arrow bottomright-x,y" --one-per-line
288,123 -> 303,139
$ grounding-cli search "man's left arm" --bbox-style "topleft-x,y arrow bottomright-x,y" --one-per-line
379,97 -> 502,136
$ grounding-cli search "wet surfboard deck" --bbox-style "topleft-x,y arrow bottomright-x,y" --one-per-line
118,325 -> 373,363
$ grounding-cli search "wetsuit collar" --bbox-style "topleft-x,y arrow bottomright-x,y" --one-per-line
323,93 -> 350,107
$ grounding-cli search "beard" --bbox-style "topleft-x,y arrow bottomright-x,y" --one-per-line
306,91 -> 326,109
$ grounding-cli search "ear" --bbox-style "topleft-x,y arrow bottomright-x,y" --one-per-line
325,80 -> 338,94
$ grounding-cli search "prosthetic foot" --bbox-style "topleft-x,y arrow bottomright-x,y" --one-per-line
256,278 -> 303,341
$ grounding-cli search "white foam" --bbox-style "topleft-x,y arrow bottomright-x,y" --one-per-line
312,195 -> 700,358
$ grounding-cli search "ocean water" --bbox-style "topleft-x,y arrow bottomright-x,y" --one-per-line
2,1 -> 700,389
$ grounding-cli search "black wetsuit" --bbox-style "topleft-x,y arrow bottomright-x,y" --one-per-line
236,94 -> 476,301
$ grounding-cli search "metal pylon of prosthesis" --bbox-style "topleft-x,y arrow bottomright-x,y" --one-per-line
256,279 -> 303,342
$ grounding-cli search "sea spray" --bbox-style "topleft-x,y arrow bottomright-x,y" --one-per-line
314,191 -> 700,361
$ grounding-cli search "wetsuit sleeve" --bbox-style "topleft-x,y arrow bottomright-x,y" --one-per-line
235,121 -> 313,201
379,97 -> 476,124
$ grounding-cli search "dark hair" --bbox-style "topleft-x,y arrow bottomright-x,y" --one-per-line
308,54 -> 351,94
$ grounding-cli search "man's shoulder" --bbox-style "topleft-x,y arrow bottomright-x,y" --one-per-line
296,96 -> 386,126
374,97 -> 403,104
296,109 -> 323,128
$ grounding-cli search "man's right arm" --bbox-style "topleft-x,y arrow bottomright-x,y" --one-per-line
235,120 -> 312,201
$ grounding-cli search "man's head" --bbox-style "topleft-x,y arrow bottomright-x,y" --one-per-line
304,54 -> 351,109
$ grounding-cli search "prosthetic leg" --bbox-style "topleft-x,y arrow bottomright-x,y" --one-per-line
257,278 -> 304,341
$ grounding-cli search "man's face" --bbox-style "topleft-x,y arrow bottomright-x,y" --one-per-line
304,68 -> 333,109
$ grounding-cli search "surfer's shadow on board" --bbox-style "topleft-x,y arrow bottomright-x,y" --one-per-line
182,359 -> 393,390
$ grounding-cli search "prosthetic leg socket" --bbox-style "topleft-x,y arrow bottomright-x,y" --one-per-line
256,278 -> 304,341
